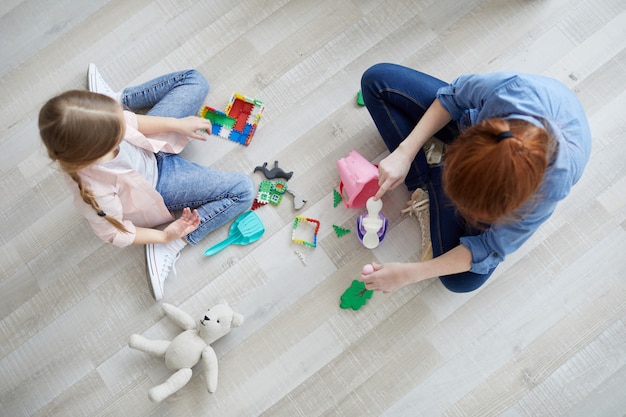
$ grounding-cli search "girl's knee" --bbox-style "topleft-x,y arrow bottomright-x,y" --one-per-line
239,175 -> 255,205
186,69 -> 209,97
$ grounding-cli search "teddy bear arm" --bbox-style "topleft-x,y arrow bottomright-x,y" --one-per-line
162,303 -> 197,330
201,346 -> 219,393
129,334 -> 170,357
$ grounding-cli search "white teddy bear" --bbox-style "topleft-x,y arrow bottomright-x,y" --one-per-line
129,301 -> 244,402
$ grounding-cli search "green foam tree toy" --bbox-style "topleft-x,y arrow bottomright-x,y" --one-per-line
356,90 -> 365,106
333,189 -> 343,207
340,280 -> 373,310
332,225 -> 351,238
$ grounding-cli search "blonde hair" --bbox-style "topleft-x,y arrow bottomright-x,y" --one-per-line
443,118 -> 552,228
39,90 -> 129,232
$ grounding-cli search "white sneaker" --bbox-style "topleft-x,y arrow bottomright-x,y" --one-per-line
87,63 -> 117,98
145,243 -> 183,301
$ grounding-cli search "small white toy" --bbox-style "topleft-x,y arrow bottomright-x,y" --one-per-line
129,301 -> 244,402
361,198 -> 383,249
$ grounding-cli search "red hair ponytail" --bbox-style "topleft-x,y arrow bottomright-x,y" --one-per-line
442,118 -> 551,227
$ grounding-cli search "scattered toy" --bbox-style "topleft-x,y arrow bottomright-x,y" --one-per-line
340,280 -> 373,310
294,248 -> 309,265
357,197 -> 388,249
333,189 -> 343,208
251,200 -> 267,210
253,179 -> 307,211
286,188 -> 307,210
254,180 -> 285,207
200,92 -> 264,146
204,211 -> 264,256
254,161 -> 294,180
292,216 -> 320,248
332,225 -> 351,238
201,106 -> 236,128
336,150 -> 379,208
268,180 -> 287,206
362,263 -> 375,275
129,302 -> 243,402
356,90 -> 365,106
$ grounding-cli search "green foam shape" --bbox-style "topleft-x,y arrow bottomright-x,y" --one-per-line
333,189 -> 343,207
340,280 -> 373,310
356,90 -> 365,106
203,109 -> 237,128
332,225 -> 351,238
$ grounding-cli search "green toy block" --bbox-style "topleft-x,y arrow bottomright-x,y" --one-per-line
202,107 -> 237,128
356,90 -> 365,106
332,225 -> 351,238
333,189 -> 343,208
340,280 -> 373,310
259,180 -> 273,192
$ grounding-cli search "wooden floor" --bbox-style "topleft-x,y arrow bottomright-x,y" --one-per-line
1,0 -> 626,416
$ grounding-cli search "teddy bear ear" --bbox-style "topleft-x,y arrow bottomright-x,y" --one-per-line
231,313 -> 244,328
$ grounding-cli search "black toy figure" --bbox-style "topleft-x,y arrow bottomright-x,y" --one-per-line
254,161 -> 293,181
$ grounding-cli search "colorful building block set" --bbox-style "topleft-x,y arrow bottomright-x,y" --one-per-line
200,93 -> 265,146
291,216 -> 321,248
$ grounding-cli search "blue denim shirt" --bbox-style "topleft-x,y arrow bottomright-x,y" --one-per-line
436,73 -> 592,274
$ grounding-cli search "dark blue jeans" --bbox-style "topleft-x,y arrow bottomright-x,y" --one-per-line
360,63 -> 494,292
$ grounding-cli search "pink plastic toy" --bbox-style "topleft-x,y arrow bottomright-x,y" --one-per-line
336,151 -> 379,209
362,264 -> 374,275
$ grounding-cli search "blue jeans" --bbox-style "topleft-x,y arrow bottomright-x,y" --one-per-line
122,70 -> 255,245
122,69 -> 209,118
361,63 -> 494,292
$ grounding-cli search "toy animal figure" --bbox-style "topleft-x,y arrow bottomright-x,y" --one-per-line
254,160 -> 294,180
286,188 -> 307,210
129,301 -> 244,402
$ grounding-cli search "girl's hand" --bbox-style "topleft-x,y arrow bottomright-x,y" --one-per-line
374,148 -> 413,199
163,208 -> 201,241
177,116 -> 213,140
360,261 -> 417,294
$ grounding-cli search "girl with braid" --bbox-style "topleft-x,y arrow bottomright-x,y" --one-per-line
359,64 -> 591,294
39,65 -> 254,300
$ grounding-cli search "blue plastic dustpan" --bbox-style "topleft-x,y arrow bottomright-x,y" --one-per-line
204,211 -> 265,256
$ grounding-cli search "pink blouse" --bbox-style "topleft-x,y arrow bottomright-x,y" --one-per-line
66,111 -> 191,247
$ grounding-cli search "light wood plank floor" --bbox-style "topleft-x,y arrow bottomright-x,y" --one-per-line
1,1 -> 625,416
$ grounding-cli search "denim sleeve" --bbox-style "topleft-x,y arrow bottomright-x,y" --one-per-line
436,73 -> 520,121
460,198 -> 560,274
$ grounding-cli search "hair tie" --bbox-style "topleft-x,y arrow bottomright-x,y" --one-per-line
496,131 -> 515,142
97,210 -> 106,217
